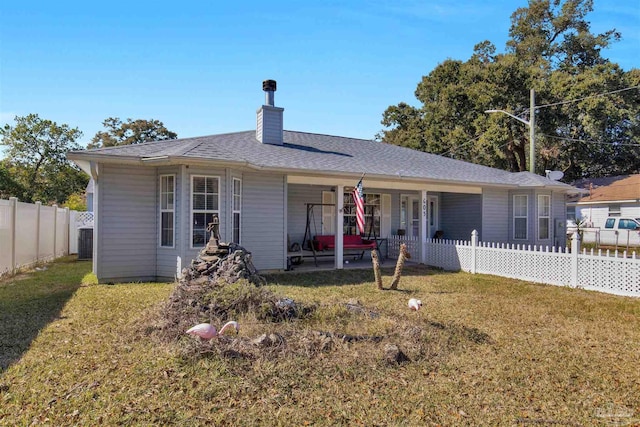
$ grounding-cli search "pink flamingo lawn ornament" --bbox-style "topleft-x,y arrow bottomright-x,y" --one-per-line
408,298 -> 422,311
186,321 -> 239,340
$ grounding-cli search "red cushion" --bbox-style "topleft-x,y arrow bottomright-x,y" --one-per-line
313,234 -> 376,250
313,235 -> 333,250
343,235 -> 362,245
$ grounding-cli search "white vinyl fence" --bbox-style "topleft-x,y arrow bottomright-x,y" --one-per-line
389,231 -> 639,297
0,197 -> 86,277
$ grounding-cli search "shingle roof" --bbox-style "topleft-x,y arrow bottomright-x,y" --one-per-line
68,130 -> 575,190
576,174 -> 640,202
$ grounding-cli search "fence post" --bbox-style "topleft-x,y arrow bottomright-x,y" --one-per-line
52,204 -> 58,259
35,201 -> 41,263
571,232 -> 581,288
471,230 -> 478,274
9,197 -> 17,275
65,207 -> 70,256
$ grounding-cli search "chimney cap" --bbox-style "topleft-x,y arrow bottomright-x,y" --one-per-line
263,79 -> 277,92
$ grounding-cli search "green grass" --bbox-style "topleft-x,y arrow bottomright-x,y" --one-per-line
1,259 -> 639,425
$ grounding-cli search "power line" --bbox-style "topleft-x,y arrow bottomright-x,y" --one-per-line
536,85 -> 640,109
439,133 -> 483,157
540,133 -> 640,147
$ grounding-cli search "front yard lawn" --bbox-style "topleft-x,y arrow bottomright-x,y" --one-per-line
1,258 -> 638,425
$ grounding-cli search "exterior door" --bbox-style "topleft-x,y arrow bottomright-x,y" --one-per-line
401,195 -> 420,238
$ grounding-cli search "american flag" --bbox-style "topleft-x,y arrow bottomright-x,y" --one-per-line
352,178 -> 365,234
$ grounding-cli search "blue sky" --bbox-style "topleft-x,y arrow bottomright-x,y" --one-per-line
1,1 -> 638,147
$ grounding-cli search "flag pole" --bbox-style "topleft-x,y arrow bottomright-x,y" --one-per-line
352,173 -> 366,235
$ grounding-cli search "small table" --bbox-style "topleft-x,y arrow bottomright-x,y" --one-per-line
374,238 -> 388,261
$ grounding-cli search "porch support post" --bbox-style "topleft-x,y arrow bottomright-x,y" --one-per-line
335,185 -> 344,269
225,169 -> 233,242
420,190 -> 428,264
283,175 -> 288,270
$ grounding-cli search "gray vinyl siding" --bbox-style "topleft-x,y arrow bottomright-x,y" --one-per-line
256,106 -> 284,145
551,191 -> 566,247
481,188 -> 509,242
391,191 -> 401,235
97,164 -> 156,282
440,193 -> 482,241
242,172 -> 286,270
287,184 -> 330,248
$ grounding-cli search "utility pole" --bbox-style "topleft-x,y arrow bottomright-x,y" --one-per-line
485,88 -> 537,174
529,88 -> 535,174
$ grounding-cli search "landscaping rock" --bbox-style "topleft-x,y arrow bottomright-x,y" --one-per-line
252,333 -> 284,347
383,344 -> 410,364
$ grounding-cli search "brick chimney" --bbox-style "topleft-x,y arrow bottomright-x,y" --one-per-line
256,79 -> 284,145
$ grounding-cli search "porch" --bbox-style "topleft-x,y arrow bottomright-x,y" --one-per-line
285,250 -> 420,273
286,180 -> 482,270
285,235 -> 420,273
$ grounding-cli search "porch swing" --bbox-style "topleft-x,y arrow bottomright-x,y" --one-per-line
300,203 -> 379,267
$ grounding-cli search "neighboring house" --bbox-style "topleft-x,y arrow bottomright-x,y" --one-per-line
568,174 -> 640,228
67,80 -> 578,283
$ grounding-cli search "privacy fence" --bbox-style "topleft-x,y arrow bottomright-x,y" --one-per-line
389,231 -> 639,297
0,198 -> 88,277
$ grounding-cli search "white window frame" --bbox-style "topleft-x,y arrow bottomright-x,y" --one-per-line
190,175 -> 220,249
537,194 -> 551,240
232,177 -> 242,244
159,174 -> 175,248
608,204 -> 621,217
344,191 -> 381,236
513,194 -> 528,240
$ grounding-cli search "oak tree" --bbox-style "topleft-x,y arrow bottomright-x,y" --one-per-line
0,114 -> 88,203
380,0 -> 639,180
88,117 -> 177,149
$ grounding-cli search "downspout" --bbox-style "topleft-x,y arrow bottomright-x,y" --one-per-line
89,161 -> 99,276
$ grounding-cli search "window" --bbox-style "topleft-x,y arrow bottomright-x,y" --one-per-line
159,175 -> 175,247
537,195 -> 550,240
618,219 -> 639,230
191,176 -> 219,247
604,218 -> 615,229
343,192 -> 380,236
608,204 -> 621,217
513,195 -> 528,240
232,178 -> 241,244
619,219 -> 631,230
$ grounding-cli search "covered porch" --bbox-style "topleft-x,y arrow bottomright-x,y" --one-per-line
285,174 -> 483,270
284,245 -> 421,273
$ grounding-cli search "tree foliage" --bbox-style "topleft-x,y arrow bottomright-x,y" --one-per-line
380,0 -> 639,180
62,192 -> 86,211
0,161 -> 26,200
0,114 -> 88,204
88,117 -> 177,149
